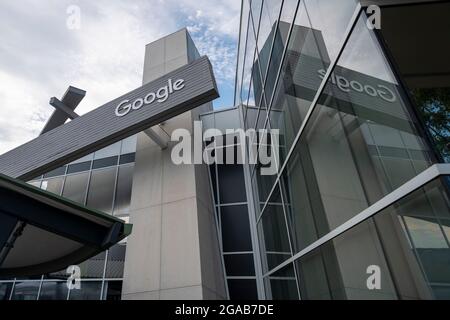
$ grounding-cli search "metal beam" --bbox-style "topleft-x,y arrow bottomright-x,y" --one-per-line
40,86 -> 86,135
49,97 -> 80,120
144,126 -> 169,149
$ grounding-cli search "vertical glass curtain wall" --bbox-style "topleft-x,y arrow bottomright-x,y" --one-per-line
0,135 -> 136,300
201,108 -> 260,300
236,0 -> 450,299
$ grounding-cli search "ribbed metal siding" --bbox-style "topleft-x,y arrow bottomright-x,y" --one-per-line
0,56 -> 219,180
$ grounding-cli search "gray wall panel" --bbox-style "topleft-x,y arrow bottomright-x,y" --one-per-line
0,56 -> 218,180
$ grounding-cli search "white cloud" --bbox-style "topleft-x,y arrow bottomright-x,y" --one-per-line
0,0 -> 240,155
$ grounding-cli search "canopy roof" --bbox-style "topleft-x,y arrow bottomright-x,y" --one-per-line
0,173 -> 132,277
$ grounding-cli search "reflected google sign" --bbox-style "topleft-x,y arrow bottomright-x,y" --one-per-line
318,69 -> 396,103
115,78 -> 185,117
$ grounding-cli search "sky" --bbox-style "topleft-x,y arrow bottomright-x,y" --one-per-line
0,0 -> 241,154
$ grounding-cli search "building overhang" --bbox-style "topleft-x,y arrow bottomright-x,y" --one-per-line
0,173 -> 132,277
0,55 -> 218,181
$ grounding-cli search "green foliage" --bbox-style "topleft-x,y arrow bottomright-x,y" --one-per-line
411,87 -> 450,162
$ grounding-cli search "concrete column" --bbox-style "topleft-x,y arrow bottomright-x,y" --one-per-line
121,29 -> 227,300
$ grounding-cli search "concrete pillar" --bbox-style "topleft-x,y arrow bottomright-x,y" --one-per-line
122,29 -> 227,300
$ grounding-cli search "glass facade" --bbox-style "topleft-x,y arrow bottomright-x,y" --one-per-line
1,0 -> 449,301
201,108 -> 260,300
0,136 -> 136,300
236,0 -> 450,299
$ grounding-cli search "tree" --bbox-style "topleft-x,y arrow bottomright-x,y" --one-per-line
411,88 -> 450,162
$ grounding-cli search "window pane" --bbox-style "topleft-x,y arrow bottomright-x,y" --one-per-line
62,172 -> 89,205
67,161 -> 91,174
296,219 -> 397,300
92,156 -> 118,169
10,281 -> 40,300
224,254 -> 255,276
0,283 -> 13,300
104,281 -> 122,301
40,177 -> 64,195
221,205 -> 253,252
217,163 -> 247,204
303,0 -> 358,61
263,0 -> 298,102
27,180 -> 41,188
39,281 -> 68,300
87,167 -> 116,214
120,135 -> 137,155
114,165 -> 134,216
258,184 -> 291,272
43,166 -> 66,178
94,141 -> 121,159
119,153 -> 135,165
235,0 -> 250,104
256,0 -> 283,79
264,263 -> 298,299
227,279 -> 258,300
68,281 -> 102,300
78,251 -> 106,279
105,244 -> 126,278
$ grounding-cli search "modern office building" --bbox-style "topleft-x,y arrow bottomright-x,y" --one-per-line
0,0 -> 449,300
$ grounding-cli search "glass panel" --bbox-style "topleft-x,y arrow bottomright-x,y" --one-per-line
227,279 -> 258,300
281,12 -> 434,254
62,172 -> 89,205
43,166 -> 66,178
105,244 -> 126,278
93,141 -> 121,160
92,156 -> 118,169
258,184 -> 291,272
120,135 -> 137,155
39,281 -> 69,300
114,165 -> 134,216
250,0 -> 263,40
240,4 -> 257,105
217,162 -> 247,204
104,281 -> 122,301
10,281 -> 40,300
303,0 -> 358,62
224,254 -> 255,276
70,153 -> 93,164
214,109 -> 241,132
0,282 -> 13,300
235,0 -> 250,104
119,153 -> 135,165
268,0 -> 331,163
77,251 -> 106,279
296,219 -> 397,300
264,263 -> 298,299
40,177 -> 64,195
209,164 -> 218,205
256,0 -> 283,78
68,281 -> 102,300
67,161 -> 91,174
263,0 -> 298,102
383,176 -> 450,299
87,167 -> 116,214
27,180 -> 41,188
220,205 -> 253,252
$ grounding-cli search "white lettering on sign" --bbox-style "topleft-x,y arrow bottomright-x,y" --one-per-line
115,78 -> 185,117
318,69 -> 396,103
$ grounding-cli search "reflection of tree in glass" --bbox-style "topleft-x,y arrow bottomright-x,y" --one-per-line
412,88 -> 450,162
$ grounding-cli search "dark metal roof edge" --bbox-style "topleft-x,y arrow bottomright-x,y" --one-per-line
0,172 -> 130,227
